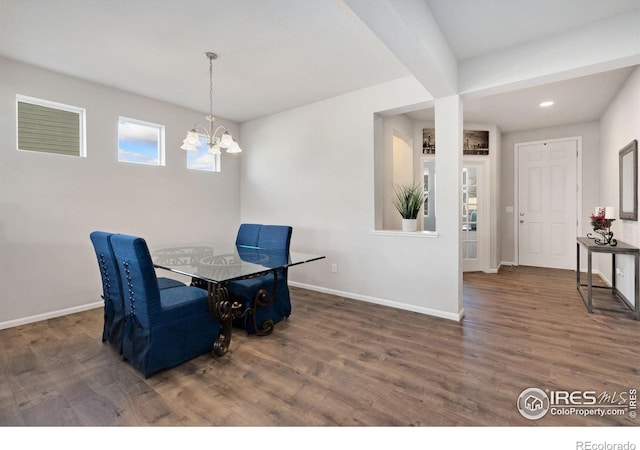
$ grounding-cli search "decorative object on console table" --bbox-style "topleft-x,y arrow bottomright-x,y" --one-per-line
392,183 -> 425,232
587,206 -> 617,246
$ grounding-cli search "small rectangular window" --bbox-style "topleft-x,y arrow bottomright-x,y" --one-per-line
118,117 -> 165,166
186,136 -> 221,172
16,95 -> 86,157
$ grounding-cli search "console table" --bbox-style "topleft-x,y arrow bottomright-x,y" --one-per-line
576,237 -> 640,320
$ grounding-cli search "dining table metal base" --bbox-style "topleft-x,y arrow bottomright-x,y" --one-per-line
207,282 -> 242,356
248,271 -> 279,336
152,243 -> 325,355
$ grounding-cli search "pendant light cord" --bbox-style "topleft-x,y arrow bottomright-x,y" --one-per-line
209,55 -> 213,119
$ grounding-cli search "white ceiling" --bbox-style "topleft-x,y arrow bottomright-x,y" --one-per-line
0,0 -> 410,123
405,67 -> 635,132
1,0 -> 639,131
425,0 -> 640,61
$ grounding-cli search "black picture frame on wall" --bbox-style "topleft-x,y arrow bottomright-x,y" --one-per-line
463,130 -> 489,155
422,129 -> 489,155
619,139 -> 638,221
422,128 -> 436,154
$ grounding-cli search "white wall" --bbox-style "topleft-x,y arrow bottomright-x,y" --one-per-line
239,77 -> 464,320
599,66 -> 640,298
500,122 -> 601,265
0,57 -> 242,328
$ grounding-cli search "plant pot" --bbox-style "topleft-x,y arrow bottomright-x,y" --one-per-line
402,218 -> 417,232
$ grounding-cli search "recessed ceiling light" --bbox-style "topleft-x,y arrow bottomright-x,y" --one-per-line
539,101 -> 554,108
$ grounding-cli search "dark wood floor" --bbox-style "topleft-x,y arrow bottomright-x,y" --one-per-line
1,266 -> 639,426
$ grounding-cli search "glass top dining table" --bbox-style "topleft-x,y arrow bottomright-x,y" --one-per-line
150,242 -> 325,356
151,243 -> 325,284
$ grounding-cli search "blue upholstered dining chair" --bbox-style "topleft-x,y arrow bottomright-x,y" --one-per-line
235,223 -> 262,248
90,231 -> 186,353
228,224 -> 293,335
108,234 -> 221,377
90,231 -> 126,352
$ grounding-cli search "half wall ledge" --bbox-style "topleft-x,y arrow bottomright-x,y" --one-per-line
371,230 -> 439,238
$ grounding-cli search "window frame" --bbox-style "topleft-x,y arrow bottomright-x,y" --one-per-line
16,94 -> 87,157
186,135 -> 221,173
117,116 -> 166,166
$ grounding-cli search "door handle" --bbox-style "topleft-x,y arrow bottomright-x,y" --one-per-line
519,220 -> 524,224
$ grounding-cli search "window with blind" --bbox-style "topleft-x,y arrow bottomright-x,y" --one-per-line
16,95 -> 86,157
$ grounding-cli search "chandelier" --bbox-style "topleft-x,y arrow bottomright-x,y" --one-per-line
180,52 -> 241,154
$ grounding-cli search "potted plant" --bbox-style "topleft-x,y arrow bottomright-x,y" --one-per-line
392,183 -> 425,232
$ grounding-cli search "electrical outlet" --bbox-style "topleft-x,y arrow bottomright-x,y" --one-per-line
331,263 -> 338,274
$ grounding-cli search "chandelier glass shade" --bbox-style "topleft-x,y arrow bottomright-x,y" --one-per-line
180,52 -> 241,155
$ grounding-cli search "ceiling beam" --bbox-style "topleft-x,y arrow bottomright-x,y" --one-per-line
459,9 -> 640,98
343,0 -> 458,98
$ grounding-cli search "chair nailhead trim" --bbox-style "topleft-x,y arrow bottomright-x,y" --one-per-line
98,253 -> 111,302
123,261 -> 136,320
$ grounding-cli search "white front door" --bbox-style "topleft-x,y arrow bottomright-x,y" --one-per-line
517,139 -> 577,269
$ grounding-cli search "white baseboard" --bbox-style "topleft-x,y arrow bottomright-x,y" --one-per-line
2,283 -> 469,331
497,262 -> 614,287
591,269 -> 612,287
0,301 -> 103,331
288,281 -> 464,322
499,261 -> 516,268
